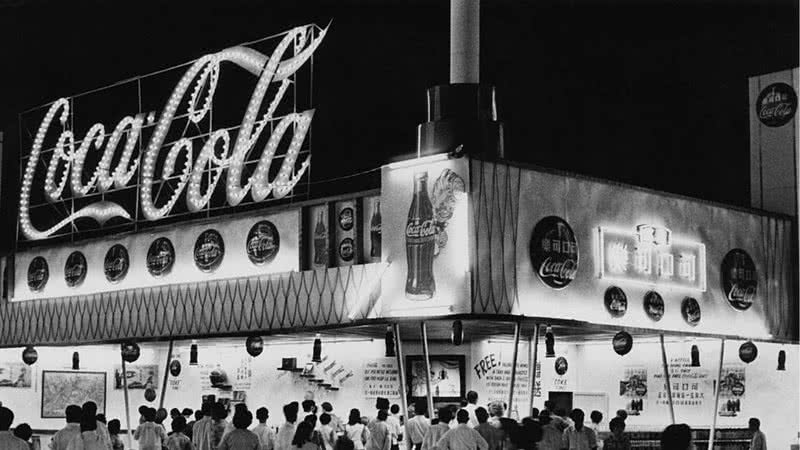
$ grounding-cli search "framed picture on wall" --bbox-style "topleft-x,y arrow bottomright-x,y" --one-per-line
41,371 -> 106,418
406,355 -> 466,404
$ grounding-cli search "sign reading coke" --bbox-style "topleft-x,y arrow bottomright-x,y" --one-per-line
529,216 -> 579,289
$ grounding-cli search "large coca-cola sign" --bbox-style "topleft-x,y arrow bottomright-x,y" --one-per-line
721,249 -> 757,311
756,82 -> 797,127
529,216 -> 579,289
18,25 -> 327,241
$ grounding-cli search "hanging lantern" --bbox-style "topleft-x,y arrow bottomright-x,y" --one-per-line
691,345 -> 700,367
739,341 -> 758,364
312,334 -> 322,363
777,350 -> 786,371
612,331 -> 633,356
121,341 -> 140,363
72,352 -> 80,370
169,359 -> 182,377
190,344 -> 198,366
545,325 -> 555,358
246,336 -> 264,357
451,320 -> 463,346
144,387 -> 156,402
385,327 -> 396,358
22,346 -> 38,366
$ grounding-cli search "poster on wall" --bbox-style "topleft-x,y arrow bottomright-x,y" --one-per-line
114,365 -> 158,390
652,356 -> 712,410
619,366 -> 647,415
381,156 -> 470,316
308,204 -> 330,270
718,364 -> 745,417
407,355 -> 465,402
0,362 -> 32,388
335,200 -> 357,267
472,350 -> 530,417
42,371 -> 106,418
363,358 -> 400,399
363,196 -> 382,263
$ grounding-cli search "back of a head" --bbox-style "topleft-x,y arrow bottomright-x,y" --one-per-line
531,408 -> 540,419
609,417 -> 625,433
170,408 -> 181,418
82,402 -> 98,416
322,402 -> 333,413
414,399 -> 428,417
544,401 -> 554,411
305,414 -> 319,427
437,407 -> 452,424
390,404 -> 400,415
14,423 -> 32,441
302,400 -> 315,413
144,408 -> 157,422
256,407 -> 269,423
80,412 -> 98,432
195,411 -> 204,420
292,421 -> 314,446
234,403 -> 248,415
284,402 -> 299,422
467,390 -> 479,404
212,403 -> 228,421
348,409 -> 361,426
182,408 -> 193,417
749,418 -> 760,431
476,407 -> 489,424
335,435 -> 356,450
615,409 -> 628,421
108,419 -> 121,435
0,407 -> 13,431
233,411 -> 253,429
172,415 -> 187,433
538,410 -> 552,426
320,413 -> 332,425
661,424 -> 692,450
554,408 -> 566,418
377,410 -> 388,421
96,414 -> 106,424
66,405 -> 83,424
590,410 -> 603,424
201,403 -> 213,416
456,409 -> 469,424
155,408 -> 168,424
569,408 -> 585,423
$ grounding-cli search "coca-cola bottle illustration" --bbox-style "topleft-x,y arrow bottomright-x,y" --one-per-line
406,172 -> 436,300
313,211 -> 328,266
370,200 -> 382,258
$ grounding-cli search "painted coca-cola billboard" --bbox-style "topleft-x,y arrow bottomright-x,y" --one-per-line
756,82 -> 797,127
529,216 -> 578,289
721,249 -> 757,311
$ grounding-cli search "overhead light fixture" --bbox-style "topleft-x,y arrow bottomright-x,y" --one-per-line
545,325 -> 555,358
312,334 -> 322,362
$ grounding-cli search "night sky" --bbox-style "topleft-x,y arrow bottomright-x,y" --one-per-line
0,0 -> 797,237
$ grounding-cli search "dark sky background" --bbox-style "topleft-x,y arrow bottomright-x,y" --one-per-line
0,0 -> 797,234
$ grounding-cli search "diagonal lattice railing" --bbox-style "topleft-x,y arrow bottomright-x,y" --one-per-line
0,263 -> 386,347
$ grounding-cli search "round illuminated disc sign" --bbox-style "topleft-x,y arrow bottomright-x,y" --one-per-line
27,256 -> 49,292
643,291 -> 664,321
169,359 -> 182,377
339,238 -> 355,262
144,387 -> 156,402
338,207 -> 354,231
612,331 -> 633,356
64,251 -> 87,287
739,341 -> 758,364
246,220 -> 280,265
604,286 -> 628,318
22,346 -> 38,365
756,82 -> 798,127
147,237 -> 175,277
529,216 -> 579,289
554,356 -> 568,375
721,249 -> 757,311
681,297 -> 701,326
120,341 -> 140,363
194,229 -> 225,272
104,244 -> 130,283
246,335 -> 264,357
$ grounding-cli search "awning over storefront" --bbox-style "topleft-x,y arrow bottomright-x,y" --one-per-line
0,263 -> 387,347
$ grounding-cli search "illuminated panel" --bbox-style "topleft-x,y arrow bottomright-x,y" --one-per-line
597,226 -> 706,292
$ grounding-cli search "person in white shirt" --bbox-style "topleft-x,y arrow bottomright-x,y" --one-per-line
404,402 -> 430,450
134,407 -> 168,450
67,414 -> 108,450
462,391 -> 480,428
561,409 -> 597,450
252,407 -> 276,450
588,411 -> 604,450
275,402 -> 299,450
52,405 -> 84,450
82,402 -> 112,450
749,418 -> 767,450
420,408 -> 452,450
319,413 -> 337,450
386,404 -> 402,450
0,407 -> 29,450
435,410 -> 488,450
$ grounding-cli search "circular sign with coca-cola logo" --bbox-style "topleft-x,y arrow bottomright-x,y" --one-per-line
529,216 -> 579,289
681,297 -> 701,326
756,82 -> 798,128
721,249 -> 757,311
247,221 -> 280,266
604,286 -> 628,318
27,256 -> 49,292
338,207 -> 354,231
339,238 -> 355,262
194,229 -> 225,272
147,237 -> 175,277
643,291 -> 664,322
104,244 -> 130,283
554,356 -> 568,375
64,251 -> 87,287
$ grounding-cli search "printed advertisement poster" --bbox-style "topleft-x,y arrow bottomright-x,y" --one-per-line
363,196 -> 382,263
114,365 -> 158,390
363,358 -> 400,399
619,366 -> 647,415
472,348 -> 530,418
381,157 -> 470,316
652,356 -> 712,411
0,362 -> 32,388
718,364 -> 745,417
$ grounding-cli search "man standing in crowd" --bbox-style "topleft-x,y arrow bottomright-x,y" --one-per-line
83,401 -> 113,450
252,407 -> 276,450
321,402 -> 343,433
561,409 -> 597,450
0,407 -> 29,450
538,411 -> 562,450
51,405 -> 83,450
276,402 -> 299,450
474,407 -> 502,450
435,410 -> 488,450
749,418 -> 767,450
181,408 -> 195,440
462,391 -> 480,428
588,411 -> 604,450
420,408 -> 452,450
192,403 -> 214,450
405,400 -> 430,450
386,404 -> 402,450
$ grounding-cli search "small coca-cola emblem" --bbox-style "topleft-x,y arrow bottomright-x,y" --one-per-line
104,244 -> 130,283
27,256 -> 49,292
64,251 -> 87,287
554,356 -> 568,376
338,238 -> 354,262
756,82 -> 797,127
643,290 -> 664,321
604,286 -> 628,318
338,207 -> 354,231
194,229 -> 225,272
147,237 -> 175,277
681,297 -> 701,326
529,216 -> 579,289
247,220 -> 280,266
721,249 -> 757,311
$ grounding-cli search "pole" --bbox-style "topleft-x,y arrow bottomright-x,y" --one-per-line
528,323 -> 540,416
420,322 -> 435,419
709,339 -> 726,450
507,321 -> 521,418
659,334 -> 675,424
450,0 -> 480,83
121,354 -> 133,449
393,323 -> 410,425
159,340 -> 174,410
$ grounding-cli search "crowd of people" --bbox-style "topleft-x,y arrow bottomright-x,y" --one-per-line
0,394 -> 768,450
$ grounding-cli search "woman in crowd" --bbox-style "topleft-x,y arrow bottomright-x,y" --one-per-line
345,409 -> 369,450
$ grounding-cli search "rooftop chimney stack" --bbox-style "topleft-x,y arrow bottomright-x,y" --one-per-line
416,0 -> 504,159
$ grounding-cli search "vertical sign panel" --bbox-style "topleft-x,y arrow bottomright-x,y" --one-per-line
335,201 -> 357,267
308,204 -> 330,270
362,196 -> 382,264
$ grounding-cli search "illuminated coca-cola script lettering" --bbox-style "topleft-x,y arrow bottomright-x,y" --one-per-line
529,216 -> 579,289
19,25 -> 327,240
597,225 -> 707,292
